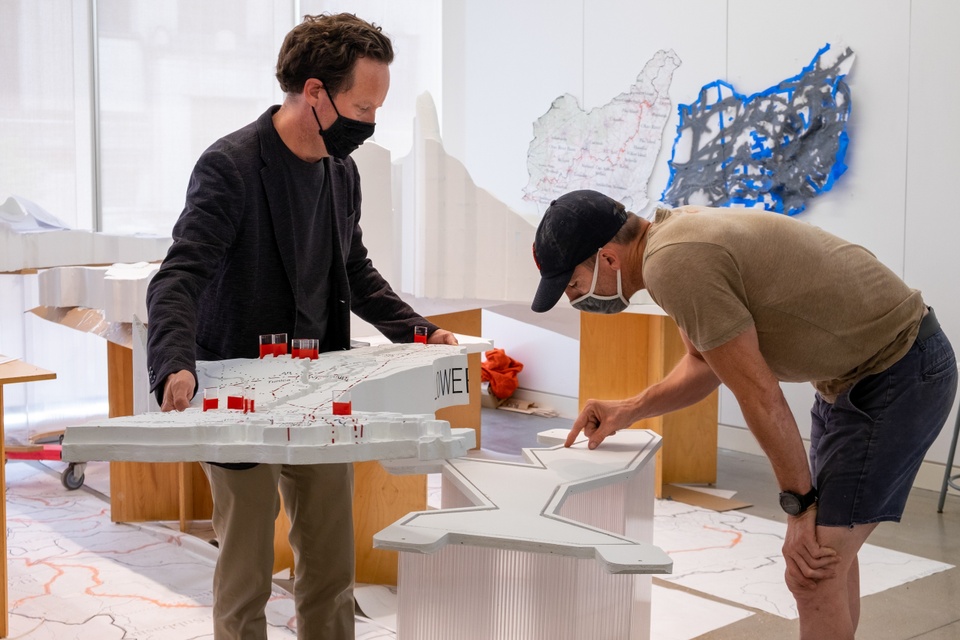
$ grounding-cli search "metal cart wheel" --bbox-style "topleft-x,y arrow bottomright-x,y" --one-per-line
61,463 -> 85,490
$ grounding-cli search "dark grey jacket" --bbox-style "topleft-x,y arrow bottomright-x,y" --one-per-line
147,106 -> 436,411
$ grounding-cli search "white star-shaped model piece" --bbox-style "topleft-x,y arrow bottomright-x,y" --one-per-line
375,429 -> 672,574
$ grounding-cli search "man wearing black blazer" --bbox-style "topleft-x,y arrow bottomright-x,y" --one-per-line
146,14 -> 456,640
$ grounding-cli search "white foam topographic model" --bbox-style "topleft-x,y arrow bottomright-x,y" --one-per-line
62,343 -> 478,465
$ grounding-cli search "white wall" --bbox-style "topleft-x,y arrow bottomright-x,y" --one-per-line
482,305 -> 580,398
442,0 -> 960,467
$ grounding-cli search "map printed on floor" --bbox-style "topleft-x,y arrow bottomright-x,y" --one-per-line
523,50 -> 682,213
661,44 -> 855,215
62,344 -> 478,465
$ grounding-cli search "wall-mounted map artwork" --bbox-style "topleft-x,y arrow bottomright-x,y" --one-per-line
524,50 -> 682,213
661,44 -> 855,215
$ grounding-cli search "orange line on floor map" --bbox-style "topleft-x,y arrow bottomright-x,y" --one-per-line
665,525 -> 743,554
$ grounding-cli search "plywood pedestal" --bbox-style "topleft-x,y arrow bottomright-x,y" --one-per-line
579,312 -> 718,497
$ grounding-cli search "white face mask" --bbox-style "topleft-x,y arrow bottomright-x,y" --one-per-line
570,251 -> 630,314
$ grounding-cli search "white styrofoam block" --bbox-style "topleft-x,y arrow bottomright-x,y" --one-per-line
83,267 -> 108,310
37,265 -> 109,310
37,267 -> 69,307
421,135 -> 540,303
1,232 -> 23,270
392,94 -> 540,304
26,230 -> 96,271
102,262 -> 159,323
0,222 -> 170,273
93,232 -> 171,267
37,263 -> 159,323
352,142 -> 399,286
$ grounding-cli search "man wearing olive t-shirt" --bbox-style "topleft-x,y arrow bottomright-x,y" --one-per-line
530,189 -> 957,640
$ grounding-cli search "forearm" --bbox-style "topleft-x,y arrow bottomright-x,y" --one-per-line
568,351 -> 721,449
625,352 -> 720,422
737,387 -> 812,492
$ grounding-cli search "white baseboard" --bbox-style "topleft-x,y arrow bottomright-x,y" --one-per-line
510,388 -> 579,420
915,461 -> 959,496
717,423 -> 766,458
719,424 -> 959,496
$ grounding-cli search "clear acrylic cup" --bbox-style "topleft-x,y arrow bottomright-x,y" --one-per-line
202,387 -> 219,411
225,385 -> 244,410
332,389 -> 352,416
259,334 -> 274,358
272,333 -> 288,356
414,326 -> 428,344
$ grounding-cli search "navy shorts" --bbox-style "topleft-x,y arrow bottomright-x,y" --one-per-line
810,321 -> 958,527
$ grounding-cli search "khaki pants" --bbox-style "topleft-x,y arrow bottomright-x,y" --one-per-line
202,462 -> 356,640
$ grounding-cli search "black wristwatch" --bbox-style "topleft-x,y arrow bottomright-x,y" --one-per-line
779,487 -> 818,516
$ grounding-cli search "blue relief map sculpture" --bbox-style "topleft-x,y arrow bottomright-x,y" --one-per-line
660,44 -> 855,215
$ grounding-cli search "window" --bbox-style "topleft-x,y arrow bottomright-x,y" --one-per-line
0,0 -> 93,230
96,0 -> 288,235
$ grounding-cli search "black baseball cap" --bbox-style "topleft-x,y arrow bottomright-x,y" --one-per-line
531,190 -> 628,313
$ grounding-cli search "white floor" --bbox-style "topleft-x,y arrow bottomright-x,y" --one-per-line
4,458 -> 951,639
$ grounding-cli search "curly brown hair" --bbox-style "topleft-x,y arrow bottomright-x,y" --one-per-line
275,13 -> 394,97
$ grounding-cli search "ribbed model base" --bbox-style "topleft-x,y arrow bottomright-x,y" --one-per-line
395,461 -> 655,640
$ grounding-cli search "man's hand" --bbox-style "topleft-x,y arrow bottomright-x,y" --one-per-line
565,398 -> 636,449
782,507 -> 840,591
428,329 -> 458,345
161,369 -> 196,412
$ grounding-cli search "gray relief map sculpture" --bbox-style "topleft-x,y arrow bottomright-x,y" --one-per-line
661,44 -> 855,215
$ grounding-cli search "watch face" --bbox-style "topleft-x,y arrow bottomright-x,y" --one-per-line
779,492 -> 801,515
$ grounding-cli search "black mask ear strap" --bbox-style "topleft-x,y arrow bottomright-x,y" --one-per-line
323,85 -> 342,115
312,83 -> 341,135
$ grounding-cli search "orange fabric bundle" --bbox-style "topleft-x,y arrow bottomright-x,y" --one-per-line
481,348 -> 524,400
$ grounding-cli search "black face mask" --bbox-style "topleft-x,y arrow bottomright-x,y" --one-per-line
312,85 -> 375,159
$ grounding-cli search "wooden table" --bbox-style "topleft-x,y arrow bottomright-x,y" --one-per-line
0,360 -> 57,638
579,308 -> 718,497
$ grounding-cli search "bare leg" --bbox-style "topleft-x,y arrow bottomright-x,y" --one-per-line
789,522 -> 877,640
848,554 -> 861,632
